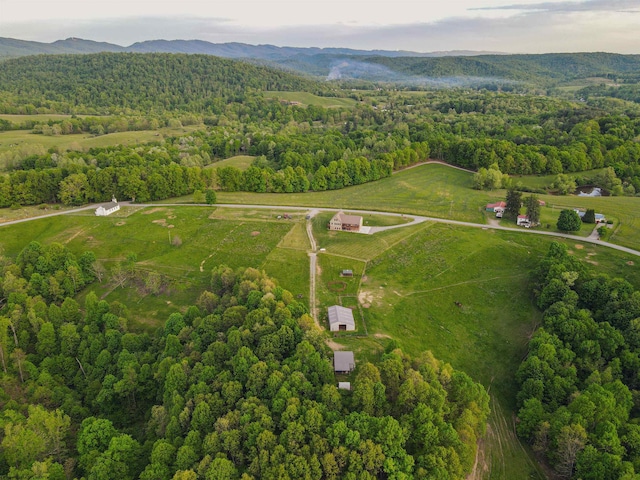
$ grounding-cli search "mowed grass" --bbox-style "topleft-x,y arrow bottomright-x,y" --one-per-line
264,91 -> 357,108
218,163 -> 640,249
312,212 -> 432,261
354,223 -> 640,479
218,164 -> 504,222
0,206 -> 294,328
205,155 -> 255,171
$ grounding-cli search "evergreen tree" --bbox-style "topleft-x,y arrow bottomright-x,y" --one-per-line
505,189 -> 522,219
525,195 -> 541,226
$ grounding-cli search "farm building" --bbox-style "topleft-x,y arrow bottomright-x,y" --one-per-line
329,211 -> 363,232
95,197 -> 120,216
328,305 -> 356,331
338,382 -> 351,390
517,215 -> 530,226
485,201 -> 506,212
334,351 -> 356,374
341,269 -> 353,277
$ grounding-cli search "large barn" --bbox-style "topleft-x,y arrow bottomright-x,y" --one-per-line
328,305 -> 356,332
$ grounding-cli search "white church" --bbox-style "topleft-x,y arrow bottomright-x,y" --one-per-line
95,197 -> 120,216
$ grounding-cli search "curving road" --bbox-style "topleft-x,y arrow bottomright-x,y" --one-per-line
2,201 -> 639,330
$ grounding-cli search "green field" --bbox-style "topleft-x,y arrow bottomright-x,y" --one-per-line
0,114 -> 101,122
218,163 -> 640,249
331,222 -> 639,480
264,91 -> 358,108
0,125 -> 203,162
205,155 -> 255,171
0,206 -> 307,328
511,168 -> 608,191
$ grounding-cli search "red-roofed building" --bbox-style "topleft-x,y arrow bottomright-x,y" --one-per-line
486,201 -> 506,212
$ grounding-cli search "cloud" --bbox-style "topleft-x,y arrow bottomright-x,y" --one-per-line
471,0 -> 640,13
1,6 -> 639,54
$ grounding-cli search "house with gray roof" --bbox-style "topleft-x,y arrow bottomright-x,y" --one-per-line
334,351 -> 355,374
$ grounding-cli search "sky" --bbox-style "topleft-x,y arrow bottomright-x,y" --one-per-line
1,0 -> 639,53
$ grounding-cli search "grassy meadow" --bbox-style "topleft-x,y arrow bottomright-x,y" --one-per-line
0,124 -> 204,165
218,163 -> 640,249
264,91 -> 358,108
205,155 -> 255,171
0,206 -> 309,329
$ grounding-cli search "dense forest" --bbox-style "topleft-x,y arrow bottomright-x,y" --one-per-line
0,243 -> 489,479
516,242 -> 640,478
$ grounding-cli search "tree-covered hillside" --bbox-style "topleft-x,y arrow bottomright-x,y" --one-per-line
0,53 -> 324,114
364,53 -> 640,85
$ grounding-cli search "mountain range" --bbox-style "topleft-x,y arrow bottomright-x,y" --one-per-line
0,37 -> 499,60
2,37 -> 639,87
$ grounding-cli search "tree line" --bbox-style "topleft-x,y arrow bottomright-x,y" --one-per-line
516,242 -> 640,478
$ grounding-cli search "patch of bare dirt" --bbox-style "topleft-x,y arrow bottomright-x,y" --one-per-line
152,219 -> 167,225
373,333 -> 391,339
65,228 -> 86,244
587,260 -> 599,265
575,244 -> 584,250
326,339 -> 345,351
627,261 -> 634,265
115,221 -> 126,226
251,231 -> 261,236
167,215 -> 176,219
143,207 -> 166,215
167,225 -> 175,229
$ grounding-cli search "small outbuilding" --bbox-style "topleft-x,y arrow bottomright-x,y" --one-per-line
517,215 -> 530,226
328,305 -> 356,332
334,351 -> 355,374
338,382 -> 351,390
341,269 -> 353,277
95,197 -> 120,216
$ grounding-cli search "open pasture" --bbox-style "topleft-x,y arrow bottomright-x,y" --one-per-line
219,163 -> 640,249
0,124 -> 203,164
205,155 -> 255,171
0,206 -> 304,328
217,163 -> 507,222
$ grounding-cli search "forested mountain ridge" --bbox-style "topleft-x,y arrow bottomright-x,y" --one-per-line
366,52 -> 640,85
2,37 -> 639,86
0,53 -> 324,114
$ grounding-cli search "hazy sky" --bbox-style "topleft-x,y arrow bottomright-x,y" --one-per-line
1,0 -> 639,53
